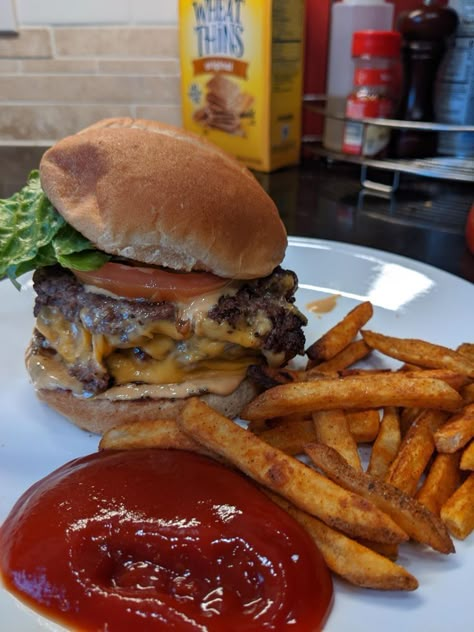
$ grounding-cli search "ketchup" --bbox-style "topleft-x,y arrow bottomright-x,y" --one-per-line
0,449 -> 333,631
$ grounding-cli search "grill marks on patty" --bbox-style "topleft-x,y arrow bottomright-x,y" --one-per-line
32,265 -> 306,395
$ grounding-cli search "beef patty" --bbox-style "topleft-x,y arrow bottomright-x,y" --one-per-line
32,265 -> 307,394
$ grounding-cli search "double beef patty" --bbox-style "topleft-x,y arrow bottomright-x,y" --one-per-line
32,265 -> 307,394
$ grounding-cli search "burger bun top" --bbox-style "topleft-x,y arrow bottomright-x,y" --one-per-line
39,117 -> 287,279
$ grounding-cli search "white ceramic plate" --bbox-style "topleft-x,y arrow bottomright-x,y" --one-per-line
1,237 -> 473,632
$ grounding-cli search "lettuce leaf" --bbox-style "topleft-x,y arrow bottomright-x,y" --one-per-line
0,170 -> 109,285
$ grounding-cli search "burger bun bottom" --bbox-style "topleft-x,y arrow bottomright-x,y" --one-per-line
35,379 -> 260,435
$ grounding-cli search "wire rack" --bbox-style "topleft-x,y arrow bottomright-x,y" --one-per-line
303,96 -> 474,192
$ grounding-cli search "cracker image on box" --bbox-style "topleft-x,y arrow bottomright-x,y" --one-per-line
194,74 -> 254,136
179,0 -> 305,172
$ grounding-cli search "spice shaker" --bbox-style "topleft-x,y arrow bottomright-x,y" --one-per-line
343,30 -> 401,156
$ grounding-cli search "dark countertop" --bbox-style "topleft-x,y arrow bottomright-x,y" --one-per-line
1,145 -> 473,283
258,158 -> 474,284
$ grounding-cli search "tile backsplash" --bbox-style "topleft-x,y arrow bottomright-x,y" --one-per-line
0,24 -> 181,141
14,0 -> 178,25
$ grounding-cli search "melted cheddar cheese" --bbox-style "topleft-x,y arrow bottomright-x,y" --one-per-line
32,286 -> 277,398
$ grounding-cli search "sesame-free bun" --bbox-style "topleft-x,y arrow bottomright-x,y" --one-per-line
35,378 -> 259,436
39,117 -> 287,279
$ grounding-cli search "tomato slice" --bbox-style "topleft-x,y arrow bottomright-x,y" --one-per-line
73,262 -> 229,302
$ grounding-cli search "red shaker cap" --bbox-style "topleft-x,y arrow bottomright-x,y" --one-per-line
352,30 -> 401,58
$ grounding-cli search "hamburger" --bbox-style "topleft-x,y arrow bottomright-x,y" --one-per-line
0,117 -> 307,434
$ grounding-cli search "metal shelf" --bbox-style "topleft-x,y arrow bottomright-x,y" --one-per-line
307,143 -> 473,186
303,95 -> 474,190
304,98 -> 474,133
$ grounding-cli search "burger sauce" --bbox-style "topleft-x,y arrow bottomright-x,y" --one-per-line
0,449 -> 333,631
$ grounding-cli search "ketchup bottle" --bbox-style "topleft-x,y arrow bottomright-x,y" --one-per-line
392,0 -> 458,158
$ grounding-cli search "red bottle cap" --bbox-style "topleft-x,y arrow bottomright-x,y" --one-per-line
352,31 -> 401,58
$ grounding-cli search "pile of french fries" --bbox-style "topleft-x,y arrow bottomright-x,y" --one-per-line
99,300 -> 474,592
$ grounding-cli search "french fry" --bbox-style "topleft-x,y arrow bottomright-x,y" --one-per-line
98,418 -> 217,458
355,539 -> 399,561
362,330 -> 474,378
246,418 -> 271,433
257,410 -> 380,447
267,492 -> 418,591
241,374 -> 462,421
250,413 -> 312,435
179,399 -> 408,544
343,368 -> 467,391
385,410 -> 448,496
457,342 -> 474,362
440,472 -> 474,540
305,442 -> 454,554
346,409 -> 380,443
461,382 -> 474,404
398,362 -> 422,371
307,340 -> 371,375
416,452 -> 461,516
434,403 -> 474,453
340,368 -> 391,377
306,301 -> 373,363
312,409 -> 362,470
258,419 -> 316,455
408,370 -> 470,392
400,406 -> 422,437
398,365 -> 470,391
272,412 -> 312,424
460,441 -> 474,470
367,407 -> 401,479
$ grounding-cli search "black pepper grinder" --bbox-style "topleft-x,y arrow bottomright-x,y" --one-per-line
392,0 -> 458,158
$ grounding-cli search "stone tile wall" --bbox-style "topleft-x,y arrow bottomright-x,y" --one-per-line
0,26 -> 182,141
